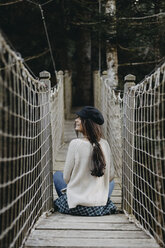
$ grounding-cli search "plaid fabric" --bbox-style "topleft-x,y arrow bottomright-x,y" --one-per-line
54,194 -> 117,216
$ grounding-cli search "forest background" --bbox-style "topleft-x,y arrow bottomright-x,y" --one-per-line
0,0 -> 165,105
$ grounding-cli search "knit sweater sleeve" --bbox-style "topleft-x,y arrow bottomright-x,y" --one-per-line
63,139 -> 76,184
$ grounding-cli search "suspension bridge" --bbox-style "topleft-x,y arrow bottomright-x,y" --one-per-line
0,31 -> 164,248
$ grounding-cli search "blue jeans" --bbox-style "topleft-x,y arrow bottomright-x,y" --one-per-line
53,171 -> 115,198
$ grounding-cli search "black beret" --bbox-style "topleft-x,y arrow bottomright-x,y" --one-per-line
76,106 -> 104,125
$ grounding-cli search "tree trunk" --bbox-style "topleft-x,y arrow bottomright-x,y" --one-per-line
106,0 -> 118,87
154,0 -> 161,61
58,0 -> 69,70
75,28 -> 92,106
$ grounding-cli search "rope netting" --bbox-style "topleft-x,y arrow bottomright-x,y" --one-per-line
93,71 -> 123,179
94,66 -> 165,246
123,64 -> 165,246
0,33 -> 64,248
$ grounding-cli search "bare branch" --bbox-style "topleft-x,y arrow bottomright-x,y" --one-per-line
71,21 -> 99,26
118,44 -> 150,51
41,0 -> 54,6
0,0 -> 23,6
24,49 -> 49,62
119,12 -> 165,20
118,60 -> 162,67
0,49 -> 49,71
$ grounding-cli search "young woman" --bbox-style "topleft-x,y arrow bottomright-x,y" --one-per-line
53,106 -> 117,216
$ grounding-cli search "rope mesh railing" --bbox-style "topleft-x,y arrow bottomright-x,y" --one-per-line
0,32 -> 64,248
123,64 -> 165,247
94,67 -> 165,246
93,71 -> 123,179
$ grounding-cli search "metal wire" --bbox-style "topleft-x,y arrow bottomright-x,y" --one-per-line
24,0 -> 57,81
39,4 -> 57,80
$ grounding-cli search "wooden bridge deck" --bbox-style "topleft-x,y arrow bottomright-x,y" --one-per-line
24,120 -> 160,248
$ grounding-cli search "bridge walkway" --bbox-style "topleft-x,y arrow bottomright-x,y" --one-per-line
24,120 -> 159,248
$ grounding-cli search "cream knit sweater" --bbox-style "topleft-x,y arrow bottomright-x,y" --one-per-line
63,138 -> 114,209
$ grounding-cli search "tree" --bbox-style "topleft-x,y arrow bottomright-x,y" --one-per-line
116,0 -> 165,86
105,0 -> 118,87
0,0 -> 165,98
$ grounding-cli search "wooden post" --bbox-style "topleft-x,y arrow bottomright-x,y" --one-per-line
93,70 -> 100,108
101,71 -> 108,137
57,70 -> 63,82
57,70 -> 64,144
64,70 -> 72,119
123,74 -> 136,214
39,71 -> 53,211
105,0 -> 118,87
102,70 -> 108,79
39,71 -> 51,91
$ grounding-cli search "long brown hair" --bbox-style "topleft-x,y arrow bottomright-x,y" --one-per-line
80,118 -> 106,177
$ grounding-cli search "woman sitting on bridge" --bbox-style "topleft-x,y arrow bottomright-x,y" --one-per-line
53,106 -> 117,216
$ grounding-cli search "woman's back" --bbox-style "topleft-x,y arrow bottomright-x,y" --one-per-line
63,138 -> 114,209
53,106 -> 116,216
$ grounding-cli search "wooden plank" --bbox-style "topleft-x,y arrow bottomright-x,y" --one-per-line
35,222 -> 140,231
64,134 -> 76,137
25,238 -> 159,248
57,143 -> 69,150
64,136 -> 76,142
64,122 -> 75,126
114,203 -> 122,209
110,189 -> 121,195
38,213 -> 129,223
24,120 -> 160,248
64,130 -> 75,134
57,149 -> 68,154
55,155 -> 66,162
114,178 -> 122,183
113,185 -> 121,191
110,197 -> 121,203
54,162 -> 65,171
25,229 -> 150,239
111,193 -> 121,197
114,183 -> 121,189
58,146 -> 69,151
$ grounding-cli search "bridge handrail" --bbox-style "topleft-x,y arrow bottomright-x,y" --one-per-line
0,33 -> 64,248
123,64 -> 165,247
94,63 -> 165,246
